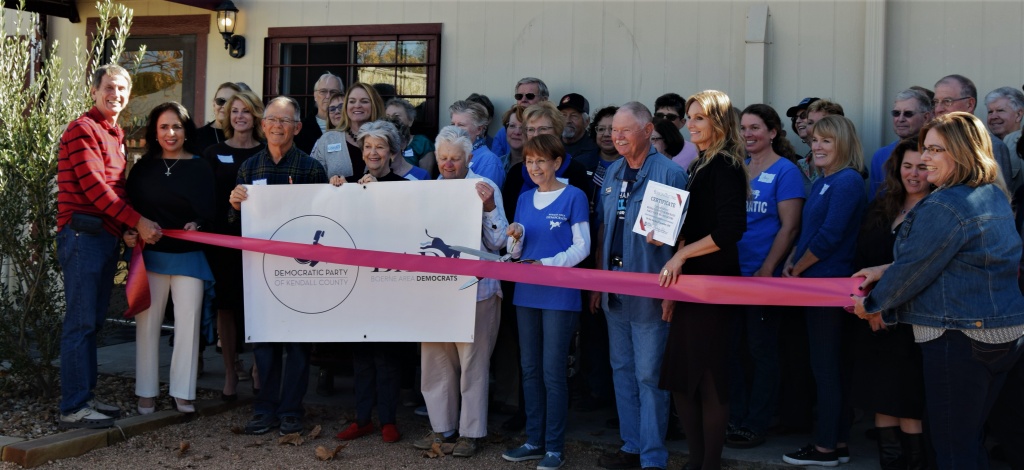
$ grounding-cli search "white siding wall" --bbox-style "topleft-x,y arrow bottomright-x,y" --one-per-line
44,0 -> 1023,158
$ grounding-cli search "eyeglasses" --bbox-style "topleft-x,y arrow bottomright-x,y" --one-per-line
921,145 -> 947,155
328,105 -> 344,113
264,117 -> 296,126
596,126 -> 612,134
932,97 -> 970,107
214,98 -> 228,106
506,123 -> 522,131
650,137 -> 664,142
315,88 -> 341,97
654,112 -> 680,122
525,126 -> 553,134
890,110 -> 917,118
514,93 -> 537,101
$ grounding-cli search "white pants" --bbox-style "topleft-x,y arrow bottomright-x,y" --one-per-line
135,272 -> 203,400
420,294 -> 501,438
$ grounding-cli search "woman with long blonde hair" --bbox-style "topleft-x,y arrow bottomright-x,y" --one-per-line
655,90 -> 749,470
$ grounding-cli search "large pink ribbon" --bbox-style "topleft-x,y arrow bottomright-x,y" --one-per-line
161,230 -> 861,307
123,241 -> 150,318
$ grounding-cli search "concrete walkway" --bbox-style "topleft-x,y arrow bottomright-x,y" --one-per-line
94,338 -> 895,469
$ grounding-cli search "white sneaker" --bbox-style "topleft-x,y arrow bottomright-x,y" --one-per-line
59,407 -> 115,429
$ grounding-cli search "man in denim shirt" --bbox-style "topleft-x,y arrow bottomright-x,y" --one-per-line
588,102 -> 688,470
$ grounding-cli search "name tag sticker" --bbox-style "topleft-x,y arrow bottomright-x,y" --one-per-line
404,148 -> 414,157
758,172 -> 776,183
217,154 -> 234,163
327,143 -> 342,153
253,179 -> 268,186
819,183 -> 830,195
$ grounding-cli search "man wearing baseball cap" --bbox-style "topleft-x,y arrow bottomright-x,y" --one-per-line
558,93 -> 601,173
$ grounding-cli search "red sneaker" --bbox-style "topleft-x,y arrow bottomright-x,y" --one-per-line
381,423 -> 401,443
335,422 -> 374,441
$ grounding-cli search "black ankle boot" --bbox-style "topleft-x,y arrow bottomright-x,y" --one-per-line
901,431 -> 926,470
876,426 -> 905,470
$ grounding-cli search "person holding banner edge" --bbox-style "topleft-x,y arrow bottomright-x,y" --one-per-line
500,134 -> 591,469
413,125 -> 508,458
655,90 -> 749,470
229,96 -> 328,436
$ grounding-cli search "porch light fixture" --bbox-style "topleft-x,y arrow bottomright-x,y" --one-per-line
216,0 -> 245,58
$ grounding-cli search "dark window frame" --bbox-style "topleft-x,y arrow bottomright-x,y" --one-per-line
264,23 -> 442,137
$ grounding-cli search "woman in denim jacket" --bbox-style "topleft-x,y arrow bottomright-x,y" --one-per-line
853,112 -> 1024,469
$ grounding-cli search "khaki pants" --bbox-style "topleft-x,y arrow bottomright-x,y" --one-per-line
420,294 -> 501,438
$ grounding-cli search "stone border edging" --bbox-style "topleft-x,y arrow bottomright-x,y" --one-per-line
1,397 -> 249,468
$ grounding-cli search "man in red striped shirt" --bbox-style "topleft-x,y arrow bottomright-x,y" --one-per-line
56,64 -> 162,429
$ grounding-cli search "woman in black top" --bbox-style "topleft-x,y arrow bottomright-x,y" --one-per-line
331,120 -> 407,444
656,90 -> 748,470
849,137 -> 928,469
125,102 -> 215,415
201,90 -> 266,401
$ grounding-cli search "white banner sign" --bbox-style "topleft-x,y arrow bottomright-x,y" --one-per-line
241,180 -> 481,342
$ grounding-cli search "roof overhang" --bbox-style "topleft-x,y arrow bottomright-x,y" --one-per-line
4,0 -> 79,23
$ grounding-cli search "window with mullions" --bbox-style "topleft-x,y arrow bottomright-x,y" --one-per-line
264,24 -> 442,137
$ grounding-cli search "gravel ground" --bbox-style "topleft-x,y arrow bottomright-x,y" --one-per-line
0,375 -> 219,441
0,404 -> 706,470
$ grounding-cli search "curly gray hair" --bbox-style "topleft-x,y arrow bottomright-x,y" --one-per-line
356,120 -> 403,157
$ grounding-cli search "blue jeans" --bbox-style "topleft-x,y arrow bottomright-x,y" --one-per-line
805,306 -> 851,449
353,342 -> 401,425
57,226 -> 119,415
729,305 -> 781,434
517,307 -> 579,454
606,297 -> 671,468
921,330 -> 1024,469
253,342 -> 310,419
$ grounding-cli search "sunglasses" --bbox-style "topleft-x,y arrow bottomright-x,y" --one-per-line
654,112 -> 680,122
514,93 -> 537,101
890,110 -> 917,118
214,98 -> 228,106
329,104 -> 344,113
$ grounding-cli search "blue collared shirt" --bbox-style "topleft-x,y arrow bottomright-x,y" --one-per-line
596,146 -> 688,322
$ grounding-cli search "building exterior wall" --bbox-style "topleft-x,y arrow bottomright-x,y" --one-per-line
35,0 -> 1024,160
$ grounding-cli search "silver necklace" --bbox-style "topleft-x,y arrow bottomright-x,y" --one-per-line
163,158 -> 182,176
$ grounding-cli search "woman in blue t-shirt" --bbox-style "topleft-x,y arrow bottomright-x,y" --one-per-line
726,104 -> 805,449
500,134 -> 590,470
781,115 -> 867,466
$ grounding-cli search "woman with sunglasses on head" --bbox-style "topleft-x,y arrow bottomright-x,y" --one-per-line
656,90 -> 749,470
195,82 -> 242,154
201,90 -> 266,401
853,112 -> 1024,469
125,102 -> 216,415
781,115 -> 867,466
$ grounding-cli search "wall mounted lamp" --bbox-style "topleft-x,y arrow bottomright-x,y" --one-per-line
216,0 -> 245,59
